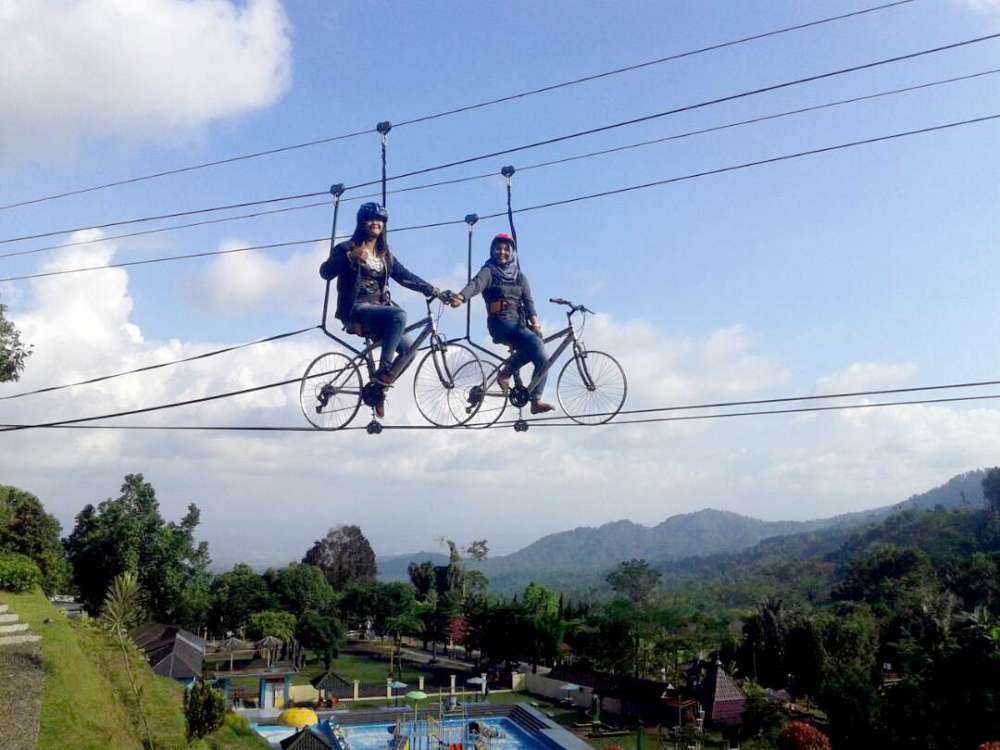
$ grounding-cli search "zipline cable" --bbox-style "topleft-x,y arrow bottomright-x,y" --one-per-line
0,327 -> 318,401
4,29 -> 997,247
0,0 -> 916,211
4,110 -> 998,285
5,65 -> 997,262
6,390 -> 1000,434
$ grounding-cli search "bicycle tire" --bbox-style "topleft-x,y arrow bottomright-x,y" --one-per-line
300,352 -> 363,430
457,360 -> 509,428
556,350 -> 627,425
413,343 -> 485,427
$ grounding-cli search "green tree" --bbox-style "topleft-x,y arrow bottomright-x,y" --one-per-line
183,680 -> 225,741
983,467 -> 1000,514
522,582 -> 559,618
265,563 -> 337,619
100,571 -> 154,750
208,563 -> 270,635
407,560 -> 435,600
64,474 -> 212,627
296,609 -> 343,668
0,301 -> 31,382
0,485 -> 71,594
246,611 -> 297,641
606,558 -> 661,604
303,525 -> 377,590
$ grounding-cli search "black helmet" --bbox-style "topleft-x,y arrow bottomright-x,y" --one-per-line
357,202 -> 388,223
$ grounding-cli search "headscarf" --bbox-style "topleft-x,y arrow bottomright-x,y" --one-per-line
486,236 -> 519,284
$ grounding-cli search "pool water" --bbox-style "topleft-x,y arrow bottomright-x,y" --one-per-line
343,718 -> 549,750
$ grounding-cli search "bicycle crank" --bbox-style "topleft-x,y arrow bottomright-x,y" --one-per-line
508,385 -> 531,409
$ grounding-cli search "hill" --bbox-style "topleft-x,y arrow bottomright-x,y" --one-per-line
0,588 -> 267,750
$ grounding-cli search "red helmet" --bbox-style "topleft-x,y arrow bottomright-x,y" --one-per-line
490,232 -> 516,250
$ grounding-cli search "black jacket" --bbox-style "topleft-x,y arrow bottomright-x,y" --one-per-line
319,241 -> 435,321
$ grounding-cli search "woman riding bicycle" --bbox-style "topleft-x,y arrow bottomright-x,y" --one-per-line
319,202 -> 440,412
449,233 -> 554,414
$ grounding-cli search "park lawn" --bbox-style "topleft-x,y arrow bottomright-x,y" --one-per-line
293,651 -> 426,686
0,589 -> 267,750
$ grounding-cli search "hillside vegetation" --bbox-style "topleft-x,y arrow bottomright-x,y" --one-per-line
0,589 -> 266,750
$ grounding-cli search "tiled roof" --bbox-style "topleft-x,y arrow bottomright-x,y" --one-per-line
703,664 -> 745,726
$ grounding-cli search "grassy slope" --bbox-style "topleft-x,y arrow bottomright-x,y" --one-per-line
0,589 -> 267,750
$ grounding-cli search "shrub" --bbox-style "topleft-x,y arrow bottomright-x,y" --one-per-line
0,553 -> 42,592
184,680 -> 226,740
777,721 -> 832,750
977,743 -> 1000,750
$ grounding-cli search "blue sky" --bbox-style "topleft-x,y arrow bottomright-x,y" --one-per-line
2,1 -> 1000,565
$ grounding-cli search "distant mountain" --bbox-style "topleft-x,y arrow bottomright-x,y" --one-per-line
378,551 -> 450,582
375,469 -> 992,595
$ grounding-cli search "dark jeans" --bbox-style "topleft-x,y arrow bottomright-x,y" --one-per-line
350,303 -> 413,373
489,317 -> 548,400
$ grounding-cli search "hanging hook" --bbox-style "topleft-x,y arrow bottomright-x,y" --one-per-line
321,183 -> 347,332
463,214 -> 479,340
500,166 -> 518,248
376,122 -> 392,207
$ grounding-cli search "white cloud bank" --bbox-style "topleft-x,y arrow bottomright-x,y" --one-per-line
0,0 -> 292,162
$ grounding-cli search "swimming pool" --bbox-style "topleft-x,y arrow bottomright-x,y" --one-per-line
252,715 -> 556,750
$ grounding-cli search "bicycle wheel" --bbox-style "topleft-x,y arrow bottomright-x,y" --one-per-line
300,352 -> 363,430
556,350 -> 627,425
457,360 -> 509,428
413,343 -> 485,427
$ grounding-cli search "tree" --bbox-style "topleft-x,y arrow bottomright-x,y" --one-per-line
184,680 -> 225,741
983,467 -> 1000,514
296,609 -> 343,668
303,525 -> 376,590
0,301 -> 30,382
265,564 -> 337,619
408,560 -> 435,600
64,474 -> 212,627
101,571 -> 154,750
208,564 -> 270,635
606,559 -> 661,604
246,611 -> 297,641
522,583 -> 559,618
465,540 -> 489,560
0,485 -> 71,594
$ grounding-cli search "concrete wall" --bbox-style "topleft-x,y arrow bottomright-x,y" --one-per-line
519,672 -> 621,717
290,685 -> 320,704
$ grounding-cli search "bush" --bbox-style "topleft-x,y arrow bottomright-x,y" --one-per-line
184,680 -> 226,740
0,553 -> 42,592
777,721 -> 832,750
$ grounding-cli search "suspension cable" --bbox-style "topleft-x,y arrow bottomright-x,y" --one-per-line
4,111 -> 998,285
0,0 -> 915,211
5,65 -> 996,263
4,29 -> 997,247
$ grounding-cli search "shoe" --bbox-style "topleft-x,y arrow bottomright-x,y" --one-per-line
375,398 -> 385,419
496,366 -> 513,394
373,369 -> 395,387
530,400 -> 555,414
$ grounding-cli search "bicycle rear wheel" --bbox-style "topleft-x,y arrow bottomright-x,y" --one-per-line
457,360 -> 509,428
556,350 -> 627,425
300,352 -> 363,430
413,343 -> 485,427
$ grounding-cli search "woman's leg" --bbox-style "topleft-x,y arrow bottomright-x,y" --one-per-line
351,304 -> 407,372
492,320 -> 549,399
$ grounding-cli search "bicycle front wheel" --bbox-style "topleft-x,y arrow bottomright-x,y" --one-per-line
300,352 -> 363,430
413,344 -> 485,427
557,350 -> 627,425
457,360 -> 509,429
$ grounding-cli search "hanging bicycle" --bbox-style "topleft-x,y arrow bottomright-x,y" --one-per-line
459,297 -> 627,430
300,293 -> 486,431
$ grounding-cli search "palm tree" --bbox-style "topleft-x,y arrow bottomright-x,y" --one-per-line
101,571 -> 154,749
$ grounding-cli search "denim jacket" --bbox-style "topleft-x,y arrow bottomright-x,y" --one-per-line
319,241 -> 435,321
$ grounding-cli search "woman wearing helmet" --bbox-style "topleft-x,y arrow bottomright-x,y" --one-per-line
319,202 -> 440,395
448,233 -> 554,414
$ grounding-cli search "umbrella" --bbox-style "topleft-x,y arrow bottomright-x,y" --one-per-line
390,681 -> 409,689
466,676 -> 485,685
405,691 -> 428,701
561,683 -> 579,692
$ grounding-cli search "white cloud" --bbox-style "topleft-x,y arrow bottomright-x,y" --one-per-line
0,0 -> 291,162
962,0 -> 1000,13
814,361 -> 917,395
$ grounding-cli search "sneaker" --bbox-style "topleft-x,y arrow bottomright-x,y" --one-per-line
373,369 -> 395,387
374,398 -> 386,419
530,400 -> 555,414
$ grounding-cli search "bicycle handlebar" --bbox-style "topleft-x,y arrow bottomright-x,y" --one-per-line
549,297 -> 595,314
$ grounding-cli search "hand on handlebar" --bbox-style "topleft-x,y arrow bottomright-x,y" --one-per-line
445,291 -> 464,308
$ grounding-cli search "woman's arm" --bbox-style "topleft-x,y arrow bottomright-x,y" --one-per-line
454,267 -> 492,302
389,257 -> 437,297
319,244 -> 348,280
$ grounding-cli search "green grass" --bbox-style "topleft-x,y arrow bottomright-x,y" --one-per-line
0,588 -> 267,750
293,651 -> 427,686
